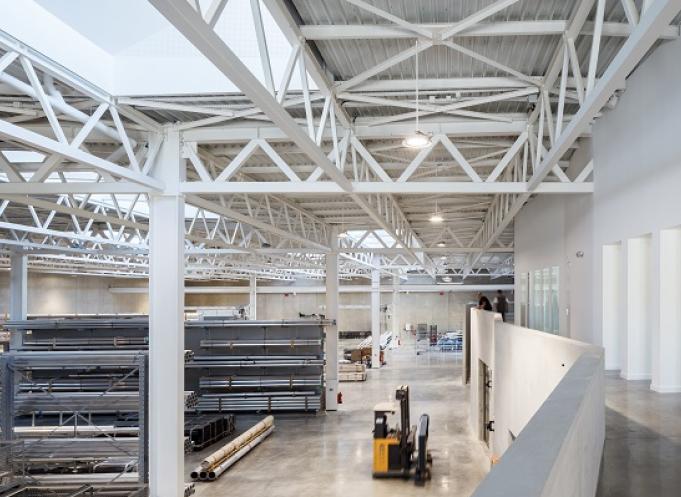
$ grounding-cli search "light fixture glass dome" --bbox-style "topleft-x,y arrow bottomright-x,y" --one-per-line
429,213 -> 444,223
402,130 -> 432,149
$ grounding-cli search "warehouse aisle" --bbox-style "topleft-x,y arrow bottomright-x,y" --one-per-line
188,335 -> 489,497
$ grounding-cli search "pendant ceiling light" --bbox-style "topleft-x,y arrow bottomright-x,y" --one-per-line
338,209 -> 348,239
429,213 -> 444,224
403,40 -> 432,149
430,168 -> 443,223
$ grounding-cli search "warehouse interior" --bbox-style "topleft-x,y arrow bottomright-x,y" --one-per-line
1,1 -> 681,496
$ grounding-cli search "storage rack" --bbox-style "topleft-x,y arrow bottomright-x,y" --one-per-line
0,350 -> 148,495
4,318 -> 328,414
185,319 -> 326,414
1,317 -> 327,495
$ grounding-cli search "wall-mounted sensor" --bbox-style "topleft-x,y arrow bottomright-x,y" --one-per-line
576,251 -> 585,258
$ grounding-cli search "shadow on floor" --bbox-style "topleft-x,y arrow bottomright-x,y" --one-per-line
597,375 -> 681,497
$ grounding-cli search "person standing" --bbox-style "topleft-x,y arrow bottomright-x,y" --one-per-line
477,294 -> 493,311
494,290 -> 508,321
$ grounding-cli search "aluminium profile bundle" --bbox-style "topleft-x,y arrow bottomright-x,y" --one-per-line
199,375 -> 322,389
18,378 -> 139,392
199,338 -> 322,348
4,483 -> 149,497
188,356 -> 324,368
15,391 -> 142,415
196,391 -> 320,412
13,437 -> 139,463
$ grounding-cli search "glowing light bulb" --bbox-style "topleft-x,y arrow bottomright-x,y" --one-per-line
430,213 -> 444,223
402,130 -> 432,149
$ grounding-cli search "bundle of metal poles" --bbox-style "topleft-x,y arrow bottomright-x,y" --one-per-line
199,375 -> 322,389
188,355 -> 324,368
14,425 -> 139,437
15,391 -> 142,414
16,390 -> 196,413
2,482 -> 152,497
199,338 -> 322,348
196,391 -> 320,412
13,437 -> 139,463
191,416 -> 274,481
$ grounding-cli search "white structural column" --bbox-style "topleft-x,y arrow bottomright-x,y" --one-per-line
654,227 -> 681,392
392,275 -> 400,347
249,275 -> 257,320
623,235 -> 652,381
371,269 -> 381,369
9,251 -> 27,320
325,230 -> 339,410
9,251 -> 28,349
601,243 -> 622,371
148,129 -> 185,497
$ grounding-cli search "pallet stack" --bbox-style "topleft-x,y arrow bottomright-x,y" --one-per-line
338,362 -> 367,382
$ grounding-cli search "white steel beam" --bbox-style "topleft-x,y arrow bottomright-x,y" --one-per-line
149,0 -> 353,191
528,0 -> 681,191
438,0 -> 519,39
0,119 -> 162,189
180,181 -> 593,194
262,0 -> 353,128
300,21 -> 679,40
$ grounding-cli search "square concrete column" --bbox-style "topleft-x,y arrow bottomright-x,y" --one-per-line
371,269 -> 381,369
148,129 -> 185,497
325,230 -> 339,410
623,235 -> 652,381
9,251 -> 27,320
249,275 -> 257,320
392,274 -> 400,347
653,227 -> 681,392
9,251 -> 27,349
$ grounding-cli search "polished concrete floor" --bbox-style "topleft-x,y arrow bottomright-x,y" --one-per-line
187,337 -> 489,497
597,372 -> 681,497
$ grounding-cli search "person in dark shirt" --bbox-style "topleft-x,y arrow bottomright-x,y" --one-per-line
478,295 -> 493,311
494,290 -> 508,321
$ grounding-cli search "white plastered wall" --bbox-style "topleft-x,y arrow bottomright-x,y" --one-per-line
514,194 -> 594,340
514,36 -> 681,391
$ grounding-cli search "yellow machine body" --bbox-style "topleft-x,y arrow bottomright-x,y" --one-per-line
373,436 -> 399,475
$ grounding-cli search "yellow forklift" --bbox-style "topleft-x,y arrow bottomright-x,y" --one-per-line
372,385 -> 432,485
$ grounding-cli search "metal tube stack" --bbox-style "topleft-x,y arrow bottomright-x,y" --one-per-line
191,416 -> 274,481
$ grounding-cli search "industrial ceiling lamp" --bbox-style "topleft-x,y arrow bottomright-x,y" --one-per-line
430,200 -> 443,224
429,213 -> 444,224
403,40 -> 432,149
430,171 -> 443,223
338,210 -> 348,239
